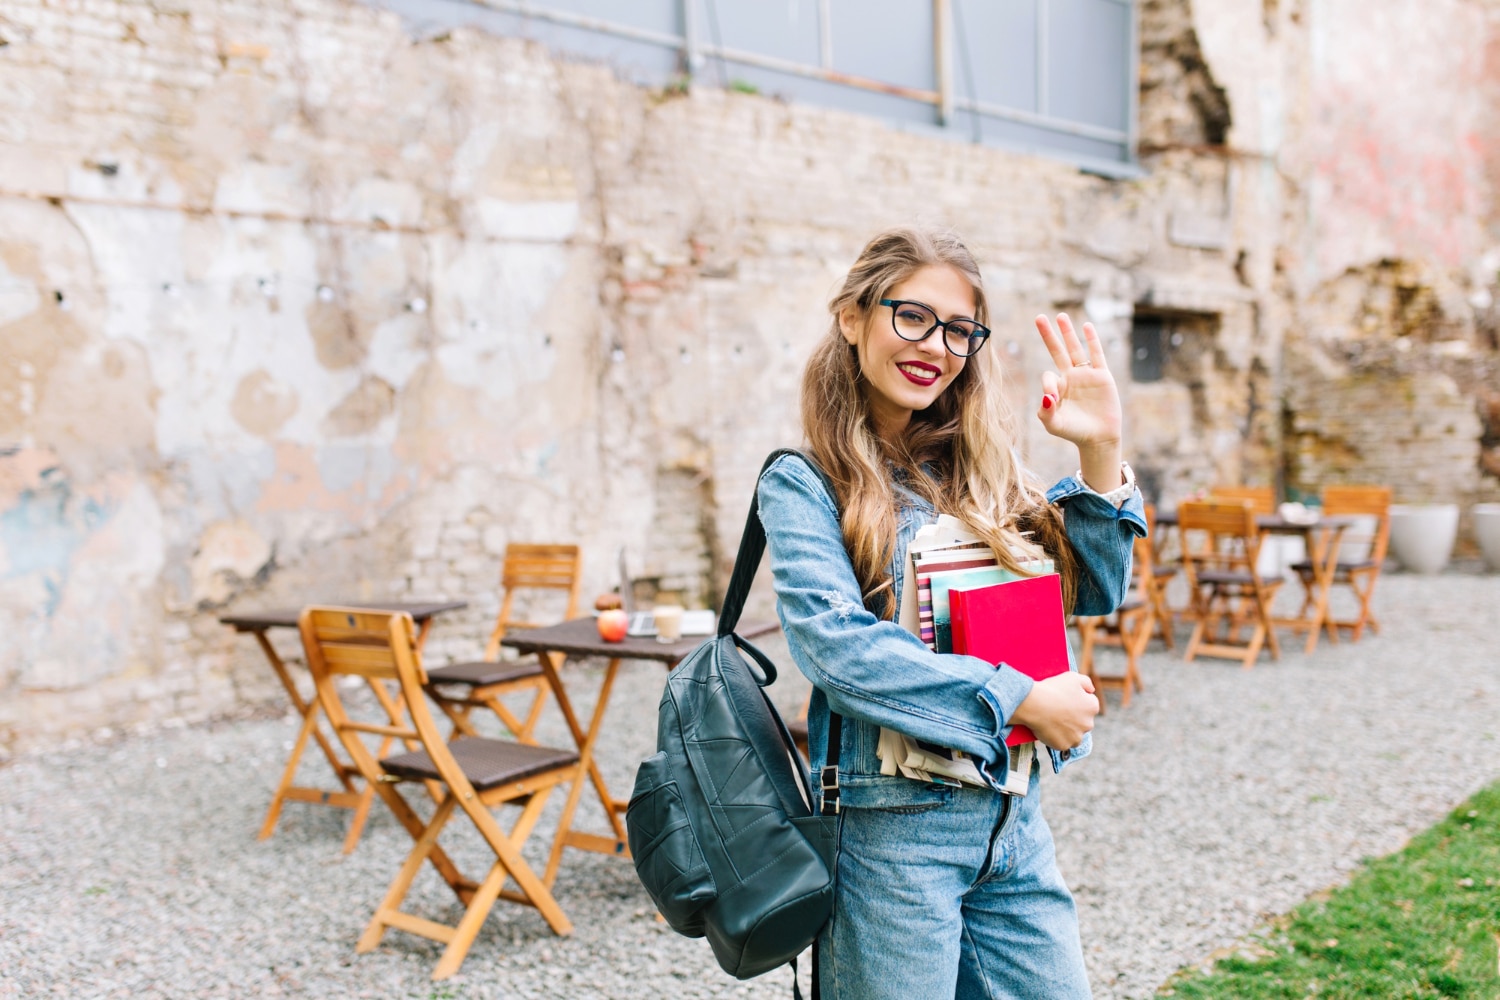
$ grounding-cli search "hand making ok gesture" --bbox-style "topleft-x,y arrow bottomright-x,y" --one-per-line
1033,313 -> 1125,492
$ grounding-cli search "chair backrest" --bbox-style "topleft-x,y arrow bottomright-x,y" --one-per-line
300,607 -> 421,683
1319,484 -> 1392,564
300,606 -> 465,791
1176,499 -> 1263,577
487,544 -> 583,657
1209,485 -> 1276,516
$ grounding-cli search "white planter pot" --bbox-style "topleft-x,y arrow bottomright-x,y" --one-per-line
1387,504 -> 1460,574
1474,503 -> 1500,573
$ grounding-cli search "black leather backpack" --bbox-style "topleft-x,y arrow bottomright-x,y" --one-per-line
625,449 -> 841,997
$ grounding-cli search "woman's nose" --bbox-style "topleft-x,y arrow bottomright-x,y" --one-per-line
917,329 -> 948,357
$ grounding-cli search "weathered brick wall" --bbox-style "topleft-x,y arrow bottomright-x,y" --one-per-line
0,0 -> 1495,753
1266,0 -> 1500,512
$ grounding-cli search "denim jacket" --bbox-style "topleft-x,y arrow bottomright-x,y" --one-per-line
757,453 -> 1147,810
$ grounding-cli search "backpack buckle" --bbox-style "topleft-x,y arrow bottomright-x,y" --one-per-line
819,764 -> 840,815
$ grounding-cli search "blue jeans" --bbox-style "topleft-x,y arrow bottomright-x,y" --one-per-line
818,771 -> 1090,999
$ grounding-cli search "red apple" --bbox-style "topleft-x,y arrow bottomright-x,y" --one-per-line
596,609 -> 629,642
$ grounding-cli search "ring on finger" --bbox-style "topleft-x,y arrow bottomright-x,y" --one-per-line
1072,360 -> 1092,368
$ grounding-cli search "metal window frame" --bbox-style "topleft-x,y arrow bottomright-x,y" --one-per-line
467,0 -> 1136,156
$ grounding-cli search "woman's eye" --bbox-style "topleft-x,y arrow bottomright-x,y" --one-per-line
897,309 -> 930,325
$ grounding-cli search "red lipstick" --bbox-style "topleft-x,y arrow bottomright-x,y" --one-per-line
897,361 -> 941,386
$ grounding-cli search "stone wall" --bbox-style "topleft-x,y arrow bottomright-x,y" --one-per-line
1268,0 -> 1500,518
0,0 -> 1496,753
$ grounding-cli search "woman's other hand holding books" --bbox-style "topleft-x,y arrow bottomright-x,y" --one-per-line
1010,672 -> 1100,751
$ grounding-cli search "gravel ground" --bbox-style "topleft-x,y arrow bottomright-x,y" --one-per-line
3,566 -> 1498,999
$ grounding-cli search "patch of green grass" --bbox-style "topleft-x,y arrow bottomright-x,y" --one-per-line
1162,781 -> 1500,999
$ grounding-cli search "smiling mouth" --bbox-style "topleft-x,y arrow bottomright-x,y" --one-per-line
897,362 -> 941,385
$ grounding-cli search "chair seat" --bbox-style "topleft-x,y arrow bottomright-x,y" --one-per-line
1288,559 -> 1379,575
381,736 -> 579,791
426,659 -> 544,688
1197,570 -> 1282,587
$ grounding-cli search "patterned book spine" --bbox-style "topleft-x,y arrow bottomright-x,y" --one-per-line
914,555 -> 996,651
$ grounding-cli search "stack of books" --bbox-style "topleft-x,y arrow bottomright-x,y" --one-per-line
877,515 -> 1070,796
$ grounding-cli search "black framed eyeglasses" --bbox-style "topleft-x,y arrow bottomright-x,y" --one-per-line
878,299 -> 991,358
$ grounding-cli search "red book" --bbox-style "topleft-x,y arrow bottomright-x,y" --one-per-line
949,574 -> 1069,746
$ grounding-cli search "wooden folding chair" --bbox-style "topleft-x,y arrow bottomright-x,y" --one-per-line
1290,485 -> 1391,642
1177,500 -> 1284,668
1138,503 -> 1177,650
425,544 -> 582,743
300,607 -> 583,980
1075,530 -> 1156,711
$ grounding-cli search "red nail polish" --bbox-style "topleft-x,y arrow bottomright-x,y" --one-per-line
1041,394 -> 1055,410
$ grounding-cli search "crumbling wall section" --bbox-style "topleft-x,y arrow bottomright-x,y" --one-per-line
1274,0 -> 1500,516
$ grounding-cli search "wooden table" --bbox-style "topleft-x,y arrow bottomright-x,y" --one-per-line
1257,515 -> 1353,654
220,600 -> 466,852
501,616 -> 781,883
1156,511 -> 1352,655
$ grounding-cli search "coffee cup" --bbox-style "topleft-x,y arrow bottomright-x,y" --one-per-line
653,604 -> 685,642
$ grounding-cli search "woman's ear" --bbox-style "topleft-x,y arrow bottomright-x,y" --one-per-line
838,304 -> 863,346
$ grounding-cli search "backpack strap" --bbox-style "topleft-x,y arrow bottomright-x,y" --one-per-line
718,448 -> 844,818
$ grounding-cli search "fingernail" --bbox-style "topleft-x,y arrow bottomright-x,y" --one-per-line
1041,394 -> 1056,410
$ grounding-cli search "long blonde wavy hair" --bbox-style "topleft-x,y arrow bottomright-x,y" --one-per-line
802,226 -> 1078,619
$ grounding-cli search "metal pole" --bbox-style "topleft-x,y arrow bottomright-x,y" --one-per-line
1125,0 -> 1140,161
818,0 -> 833,69
934,0 -> 954,126
681,0 -> 698,80
1037,0 -> 1049,116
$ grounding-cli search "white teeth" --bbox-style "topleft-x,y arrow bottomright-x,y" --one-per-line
898,364 -> 936,378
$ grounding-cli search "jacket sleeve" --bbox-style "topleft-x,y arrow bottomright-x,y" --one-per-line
1046,476 -> 1148,618
757,454 -> 1035,765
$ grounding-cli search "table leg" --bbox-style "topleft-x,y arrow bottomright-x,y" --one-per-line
250,630 -> 365,845
543,652 -> 631,887
1291,525 -> 1344,655
255,632 -> 352,787
1270,525 -> 1346,655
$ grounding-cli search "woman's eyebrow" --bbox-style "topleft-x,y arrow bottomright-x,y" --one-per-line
903,298 -> 977,323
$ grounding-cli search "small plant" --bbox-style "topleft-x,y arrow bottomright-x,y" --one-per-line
728,78 -> 759,95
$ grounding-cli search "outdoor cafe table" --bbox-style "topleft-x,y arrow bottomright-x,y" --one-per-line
501,616 -> 780,882
219,600 -> 466,852
1155,510 -> 1353,655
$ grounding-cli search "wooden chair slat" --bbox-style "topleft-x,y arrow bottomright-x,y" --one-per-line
1209,485 -> 1276,516
319,643 -> 402,678
342,720 -> 420,740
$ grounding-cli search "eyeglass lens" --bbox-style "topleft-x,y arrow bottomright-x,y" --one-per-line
889,301 -> 987,357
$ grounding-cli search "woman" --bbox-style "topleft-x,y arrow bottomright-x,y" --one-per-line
757,227 -> 1145,998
